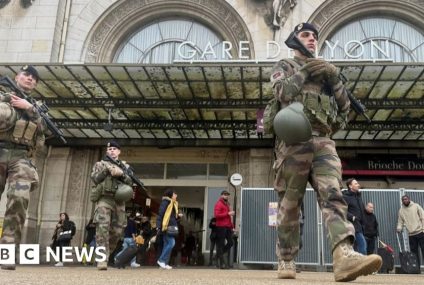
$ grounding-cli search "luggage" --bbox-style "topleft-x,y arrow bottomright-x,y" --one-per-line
114,246 -> 138,269
377,239 -> 394,273
396,233 -> 420,274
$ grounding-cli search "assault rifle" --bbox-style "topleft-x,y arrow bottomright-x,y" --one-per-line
285,32 -> 371,122
104,154 -> 146,191
0,75 -> 67,143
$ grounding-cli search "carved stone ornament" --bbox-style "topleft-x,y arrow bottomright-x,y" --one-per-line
309,0 -> 424,41
85,0 -> 253,62
272,0 -> 297,28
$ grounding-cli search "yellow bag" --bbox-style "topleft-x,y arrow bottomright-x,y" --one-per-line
135,235 -> 144,245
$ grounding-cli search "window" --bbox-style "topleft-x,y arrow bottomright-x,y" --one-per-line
320,17 -> 424,62
132,163 -> 164,179
209,164 -> 228,180
166,163 -> 207,180
114,19 -> 228,63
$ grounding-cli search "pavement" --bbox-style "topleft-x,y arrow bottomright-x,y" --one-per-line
0,266 -> 423,285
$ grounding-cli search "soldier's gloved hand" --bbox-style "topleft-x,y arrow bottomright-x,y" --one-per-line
300,58 -> 326,76
306,58 -> 339,84
108,165 -> 124,177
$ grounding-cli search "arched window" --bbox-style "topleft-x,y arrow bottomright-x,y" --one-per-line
114,19 -> 228,63
320,17 -> 424,62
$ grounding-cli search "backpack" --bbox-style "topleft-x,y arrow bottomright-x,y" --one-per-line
263,58 -> 301,135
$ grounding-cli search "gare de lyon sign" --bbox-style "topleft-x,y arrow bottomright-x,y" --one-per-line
175,39 -> 394,62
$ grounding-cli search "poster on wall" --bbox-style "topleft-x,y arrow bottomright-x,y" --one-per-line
268,202 -> 278,227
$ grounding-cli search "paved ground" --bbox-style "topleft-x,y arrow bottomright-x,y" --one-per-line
0,266 -> 423,285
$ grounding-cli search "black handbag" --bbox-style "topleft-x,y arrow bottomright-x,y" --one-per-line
166,225 -> 179,237
57,229 -> 72,242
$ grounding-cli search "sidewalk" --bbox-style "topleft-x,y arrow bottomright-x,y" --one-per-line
1,266 -> 423,285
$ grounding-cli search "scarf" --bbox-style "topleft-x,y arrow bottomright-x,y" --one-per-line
161,196 -> 178,231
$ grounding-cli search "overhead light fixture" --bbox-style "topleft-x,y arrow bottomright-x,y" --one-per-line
104,103 -> 114,131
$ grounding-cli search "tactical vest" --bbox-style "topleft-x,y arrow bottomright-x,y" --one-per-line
0,91 -> 41,147
280,58 -> 339,134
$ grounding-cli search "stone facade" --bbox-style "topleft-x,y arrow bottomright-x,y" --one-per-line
1,0 -> 423,251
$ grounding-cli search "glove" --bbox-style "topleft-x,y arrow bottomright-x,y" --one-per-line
108,165 -> 123,177
300,58 -> 325,76
305,58 -> 339,84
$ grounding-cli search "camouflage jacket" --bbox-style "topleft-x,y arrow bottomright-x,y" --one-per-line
270,56 -> 350,135
90,159 -> 133,208
0,86 -> 46,149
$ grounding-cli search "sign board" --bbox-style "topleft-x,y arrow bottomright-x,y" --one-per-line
230,173 -> 243,186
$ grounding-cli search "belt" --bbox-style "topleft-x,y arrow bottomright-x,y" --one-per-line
0,141 -> 29,150
311,130 -> 330,137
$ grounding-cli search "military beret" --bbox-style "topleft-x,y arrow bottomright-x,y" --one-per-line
294,22 -> 318,39
107,140 -> 121,149
20,65 -> 39,82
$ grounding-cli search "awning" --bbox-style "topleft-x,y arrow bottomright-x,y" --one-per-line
1,62 -> 423,147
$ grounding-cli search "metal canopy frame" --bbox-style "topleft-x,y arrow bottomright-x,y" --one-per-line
1,62 -> 423,147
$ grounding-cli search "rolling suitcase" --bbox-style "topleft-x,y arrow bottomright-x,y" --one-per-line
114,246 -> 138,268
377,239 -> 394,273
396,233 -> 420,274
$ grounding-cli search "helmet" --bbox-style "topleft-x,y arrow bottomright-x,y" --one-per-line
0,102 -> 17,132
273,102 -> 312,145
114,184 -> 133,202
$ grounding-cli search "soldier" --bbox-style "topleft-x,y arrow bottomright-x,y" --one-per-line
270,23 -> 382,281
90,141 -> 134,270
0,66 -> 46,270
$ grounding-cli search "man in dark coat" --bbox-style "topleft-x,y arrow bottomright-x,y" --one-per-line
343,178 -> 367,255
363,202 -> 379,255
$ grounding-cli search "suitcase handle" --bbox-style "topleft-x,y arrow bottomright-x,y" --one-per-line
396,233 -> 403,253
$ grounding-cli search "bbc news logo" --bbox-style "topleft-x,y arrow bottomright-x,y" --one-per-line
0,244 -> 107,264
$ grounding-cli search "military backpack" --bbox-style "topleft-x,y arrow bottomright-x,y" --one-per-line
263,58 -> 301,135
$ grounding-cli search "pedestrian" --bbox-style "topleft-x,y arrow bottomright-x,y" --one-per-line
136,215 -> 152,265
52,212 -> 76,267
90,141 -> 134,270
396,195 -> 424,267
343,178 -> 367,255
156,189 -> 182,270
270,22 -> 382,281
208,217 -> 218,266
0,65 -> 47,271
83,218 -> 96,265
363,202 -> 379,255
214,190 -> 234,269
115,212 -> 140,268
184,231 -> 196,265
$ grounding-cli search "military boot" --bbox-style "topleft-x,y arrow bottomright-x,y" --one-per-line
277,259 -> 296,279
97,261 -> 108,271
333,239 -> 382,282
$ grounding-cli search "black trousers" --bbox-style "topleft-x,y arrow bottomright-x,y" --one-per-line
365,236 -> 376,255
209,236 -> 217,264
215,227 -> 233,262
409,232 -> 424,267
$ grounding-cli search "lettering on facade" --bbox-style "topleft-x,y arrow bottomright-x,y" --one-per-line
367,160 -> 424,171
176,40 -> 394,62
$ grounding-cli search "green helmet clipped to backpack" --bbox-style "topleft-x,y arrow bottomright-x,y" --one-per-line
114,183 -> 133,202
273,102 -> 312,145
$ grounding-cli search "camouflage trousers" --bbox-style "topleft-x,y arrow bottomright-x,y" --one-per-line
0,147 -> 38,245
273,136 -> 354,261
93,202 -> 126,259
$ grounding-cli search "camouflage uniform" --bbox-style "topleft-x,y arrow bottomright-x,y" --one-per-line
90,160 -> 132,260
270,56 -> 354,262
0,87 -> 45,247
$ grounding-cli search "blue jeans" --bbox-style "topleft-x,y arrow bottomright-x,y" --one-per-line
115,237 -> 137,264
354,232 -> 367,255
158,233 -> 175,264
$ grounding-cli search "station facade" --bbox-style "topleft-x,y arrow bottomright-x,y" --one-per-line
0,0 -> 423,258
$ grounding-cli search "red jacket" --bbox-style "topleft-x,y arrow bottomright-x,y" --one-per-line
214,198 -> 234,228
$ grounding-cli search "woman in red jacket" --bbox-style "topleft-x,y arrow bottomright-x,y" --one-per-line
214,190 -> 234,269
